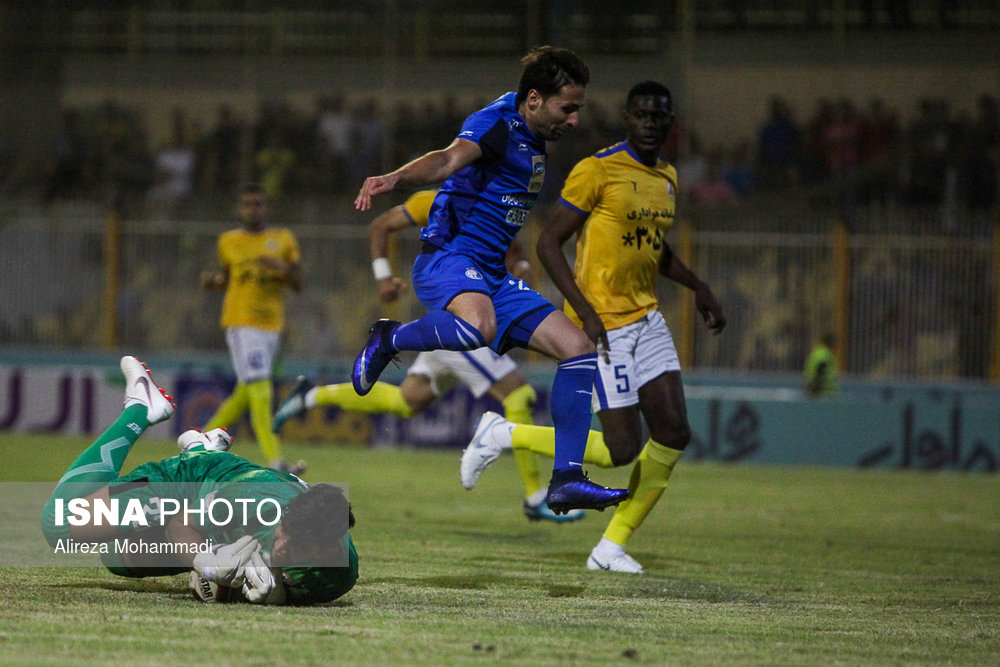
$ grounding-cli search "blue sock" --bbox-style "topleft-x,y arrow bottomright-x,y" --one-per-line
391,309 -> 486,352
550,353 -> 598,471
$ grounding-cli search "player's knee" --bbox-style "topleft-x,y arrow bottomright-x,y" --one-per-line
604,436 -> 643,467
559,328 -> 596,360
650,423 -> 691,451
468,319 -> 496,345
400,378 -> 434,414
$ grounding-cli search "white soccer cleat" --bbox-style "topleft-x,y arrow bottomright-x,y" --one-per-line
460,411 -> 514,490
178,428 -> 233,453
120,355 -> 175,424
586,545 -> 644,574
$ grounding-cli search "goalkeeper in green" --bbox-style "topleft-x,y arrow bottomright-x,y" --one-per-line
40,356 -> 358,605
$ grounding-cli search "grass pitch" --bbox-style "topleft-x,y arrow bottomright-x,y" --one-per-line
1,432 -> 998,665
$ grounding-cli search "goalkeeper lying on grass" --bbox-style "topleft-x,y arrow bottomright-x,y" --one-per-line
40,356 -> 358,605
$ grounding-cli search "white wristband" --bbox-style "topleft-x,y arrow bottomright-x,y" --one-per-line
372,258 -> 393,281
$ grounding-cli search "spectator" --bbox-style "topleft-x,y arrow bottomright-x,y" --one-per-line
147,107 -> 197,213
687,146 -> 740,206
859,98 -> 901,207
757,96 -> 801,188
961,94 -> 999,213
255,127 -> 296,200
205,105 -> 243,193
44,108 -> 90,202
314,93 -> 352,191
721,139 -> 756,198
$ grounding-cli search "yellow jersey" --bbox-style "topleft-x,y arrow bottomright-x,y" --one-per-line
558,141 -> 678,330
217,227 -> 300,332
401,189 -> 437,227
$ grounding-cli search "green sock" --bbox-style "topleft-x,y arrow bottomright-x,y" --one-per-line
41,405 -> 148,546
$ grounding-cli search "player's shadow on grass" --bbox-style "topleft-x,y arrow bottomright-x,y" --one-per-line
370,573 -> 529,590
55,579 -> 181,594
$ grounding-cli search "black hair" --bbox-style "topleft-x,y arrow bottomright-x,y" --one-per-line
516,46 -> 590,107
280,483 -> 354,559
626,81 -> 672,112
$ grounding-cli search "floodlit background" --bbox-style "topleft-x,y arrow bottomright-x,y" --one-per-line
2,3 -> 998,381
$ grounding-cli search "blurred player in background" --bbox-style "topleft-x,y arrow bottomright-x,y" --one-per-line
462,81 -> 726,573
273,190 -> 583,523
40,356 -> 358,605
199,183 -> 304,475
804,331 -> 839,397
353,46 -> 628,514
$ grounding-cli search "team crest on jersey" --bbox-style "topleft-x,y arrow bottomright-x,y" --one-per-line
465,267 -> 484,280
528,155 -> 545,193
266,239 -> 279,251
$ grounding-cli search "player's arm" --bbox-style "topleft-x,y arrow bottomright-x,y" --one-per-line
369,204 -> 414,303
659,244 -> 726,335
199,265 -> 229,291
355,138 -> 481,210
537,203 -> 610,355
257,256 -> 303,292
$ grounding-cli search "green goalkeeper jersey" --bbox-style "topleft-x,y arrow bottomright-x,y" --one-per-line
110,450 -> 358,604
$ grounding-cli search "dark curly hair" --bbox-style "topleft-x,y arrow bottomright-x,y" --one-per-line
516,46 -> 590,107
280,483 -> 354,560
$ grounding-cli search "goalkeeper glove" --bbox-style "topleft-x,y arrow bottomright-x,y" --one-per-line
241,549 -> 285,605
193,535 -> 262,587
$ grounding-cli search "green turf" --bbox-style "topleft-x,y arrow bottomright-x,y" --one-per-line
1,431 -> 998,665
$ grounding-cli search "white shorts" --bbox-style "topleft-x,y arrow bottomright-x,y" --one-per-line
407,347 -> 518,398
593,309 -> 680,411
224,327 -> 280,383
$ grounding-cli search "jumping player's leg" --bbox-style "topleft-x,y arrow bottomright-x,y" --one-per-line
515,310 -> 627,512
353,258 -> 495,395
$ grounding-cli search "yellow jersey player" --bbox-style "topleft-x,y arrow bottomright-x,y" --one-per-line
462,81 -> 726,573
272,189 -> 583,523
200,183 -> 304,475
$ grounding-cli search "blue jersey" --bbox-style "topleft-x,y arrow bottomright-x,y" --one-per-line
421,92 -> 547,276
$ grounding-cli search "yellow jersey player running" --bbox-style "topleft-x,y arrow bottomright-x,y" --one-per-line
200,183 -> 304,474
272,189 -> 583,523
461,81 -> 726,573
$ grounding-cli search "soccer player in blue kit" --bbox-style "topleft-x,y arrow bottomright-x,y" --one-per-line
353,46 -> 628,514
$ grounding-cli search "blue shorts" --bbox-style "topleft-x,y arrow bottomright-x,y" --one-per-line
412,248 -> 555,355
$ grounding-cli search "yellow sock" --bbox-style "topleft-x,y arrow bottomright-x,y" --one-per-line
603,440 -> 682,546
510,424 -> 615,468
502,385 -> 543,498
314,382 -> 414,418
246,379 -> 282,463
204,382 -> 249,430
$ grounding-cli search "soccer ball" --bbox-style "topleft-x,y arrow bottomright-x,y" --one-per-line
189,570 -> 242,604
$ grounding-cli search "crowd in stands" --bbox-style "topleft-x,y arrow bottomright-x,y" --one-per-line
31,90 -> 1000,227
